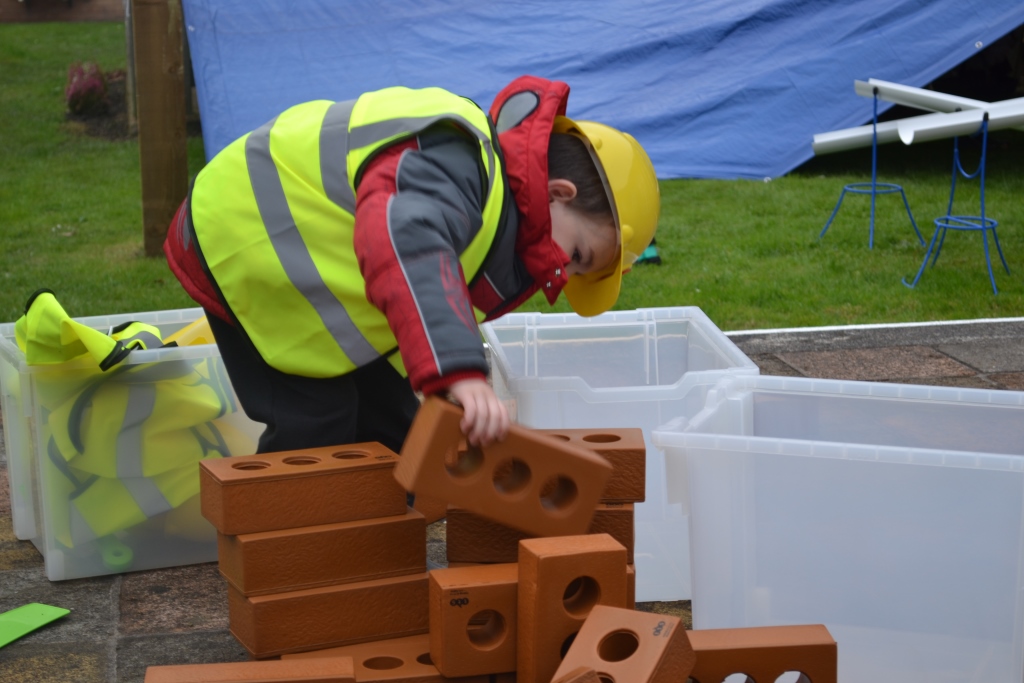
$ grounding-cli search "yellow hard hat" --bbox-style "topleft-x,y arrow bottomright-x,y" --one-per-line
554,117 -> 660,317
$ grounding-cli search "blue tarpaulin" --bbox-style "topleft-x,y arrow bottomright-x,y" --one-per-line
182,1 -> 1024,180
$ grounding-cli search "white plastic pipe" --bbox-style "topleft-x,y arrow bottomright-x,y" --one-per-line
814,81 -> 1024,153
856,79 -> 1024,134
812,114 -> 932,154
812,120 -> 900,154
854,78 -> 988,113
896,98 -> 1024,144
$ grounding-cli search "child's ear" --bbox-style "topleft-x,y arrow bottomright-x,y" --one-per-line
547,179 -> 578,203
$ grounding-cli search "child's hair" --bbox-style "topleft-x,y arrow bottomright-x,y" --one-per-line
548,133 -> 614,219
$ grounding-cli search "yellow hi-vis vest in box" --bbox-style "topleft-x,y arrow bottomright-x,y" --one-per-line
44,359 -> 250,549
15,290 -> 163,371
191,86 -> 505,378
14,293 -> 255,553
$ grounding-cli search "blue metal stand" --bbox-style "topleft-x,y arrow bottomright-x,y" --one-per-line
819,89 -> 924,249
902,114 -> 1008,295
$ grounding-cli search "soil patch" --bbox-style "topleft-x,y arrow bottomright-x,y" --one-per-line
65,71 -> 202,142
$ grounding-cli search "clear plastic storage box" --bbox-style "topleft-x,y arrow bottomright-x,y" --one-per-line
0,307 -> 261,580
481,306 -> 759,601
652,374 -> 1024,683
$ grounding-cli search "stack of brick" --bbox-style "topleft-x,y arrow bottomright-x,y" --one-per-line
442,426 -> 644,609
146,395 -> 838,682
279,538 -> 839,683
285,531 -> 632,683
197,442 -> 430,659
274,396 -> 633,683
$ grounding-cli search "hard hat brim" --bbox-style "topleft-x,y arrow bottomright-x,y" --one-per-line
552,116 -> 624,317
562,255 -> 623,317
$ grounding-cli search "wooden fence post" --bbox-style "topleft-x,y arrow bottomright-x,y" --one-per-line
131,0 -> 187,257
124,0 -> 137,136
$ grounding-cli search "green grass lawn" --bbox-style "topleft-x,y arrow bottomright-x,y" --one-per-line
2,22 -> 1023,331
0,22 -> 202,324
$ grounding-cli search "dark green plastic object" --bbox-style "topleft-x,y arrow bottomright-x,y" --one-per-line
0,603 -> 70,648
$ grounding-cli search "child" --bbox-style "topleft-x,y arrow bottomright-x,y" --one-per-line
163,75 -> 659,455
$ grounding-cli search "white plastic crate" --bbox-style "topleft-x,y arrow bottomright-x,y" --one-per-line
0,307 -> 261,580
653,374 -> 1024,683
481,306 -> 759,601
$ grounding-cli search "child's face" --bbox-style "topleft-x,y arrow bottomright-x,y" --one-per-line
548,180 -> 619,277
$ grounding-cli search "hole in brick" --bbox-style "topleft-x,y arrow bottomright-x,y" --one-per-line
560,631 -> 578,658
548,434 -> 571,441
562,576 -> 600,616
416,652 -> 433,665
540,475 -> 578,511
446,446 -> 462,468
446,445 -> 484,478
281,456 -> 321,466
332,450 -> 368,460
493,458 -> 531,496
466,609 -> 506,649
363,656 -> 404,670
598,630 -> 639,662
583,434 -> 622,443
775,674 -> 811,683
598,675 -> 616,683
231,461 -> 271,470
722,675 -> 755,683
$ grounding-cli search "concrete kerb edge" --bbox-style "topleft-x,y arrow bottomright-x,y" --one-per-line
724,316 -> 1024,337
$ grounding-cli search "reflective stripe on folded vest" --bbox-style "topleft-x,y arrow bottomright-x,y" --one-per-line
48,358 -> 234,479
44,358 -> 245,548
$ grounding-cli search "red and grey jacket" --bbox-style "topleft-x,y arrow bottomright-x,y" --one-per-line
165,75 -> 573,395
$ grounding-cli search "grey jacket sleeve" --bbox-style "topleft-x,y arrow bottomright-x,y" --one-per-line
355,125 -> 492,391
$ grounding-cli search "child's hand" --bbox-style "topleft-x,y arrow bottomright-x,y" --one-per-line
447,378 -> 510,447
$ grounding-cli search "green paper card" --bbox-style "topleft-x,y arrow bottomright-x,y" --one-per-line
0,603 -> 71,648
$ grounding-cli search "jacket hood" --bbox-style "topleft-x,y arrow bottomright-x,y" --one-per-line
489,75 -> 571,304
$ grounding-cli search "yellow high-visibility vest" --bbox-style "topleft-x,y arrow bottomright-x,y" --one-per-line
15,294 -> 255,552
192,86 -> 506,378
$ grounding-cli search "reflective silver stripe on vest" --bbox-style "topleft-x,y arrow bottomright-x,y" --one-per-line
320,100 -> 356,213
119,330 -> 162,350
117,383 -> 157,478
349,113 -> 497,201
246,118 -> 380,367
122,476 -> 173,519
115,382 -> 177,518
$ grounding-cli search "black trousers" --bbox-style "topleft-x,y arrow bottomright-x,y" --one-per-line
207,312 -> 421,456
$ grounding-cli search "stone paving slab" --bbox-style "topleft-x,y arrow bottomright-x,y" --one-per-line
990,372 -> 1024,390
728,318 -> 1024,354
0,642 -> 111,683
880,375 -> 1004,390
0,471 -> 40,572
2,319 -> 1024,681
115,631 -> 249,683
775,346 -> 976,382
0,568 -> 120,645
119,563 -> 230,635
744,353 -> 803,377
937,338 -> 1024,374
